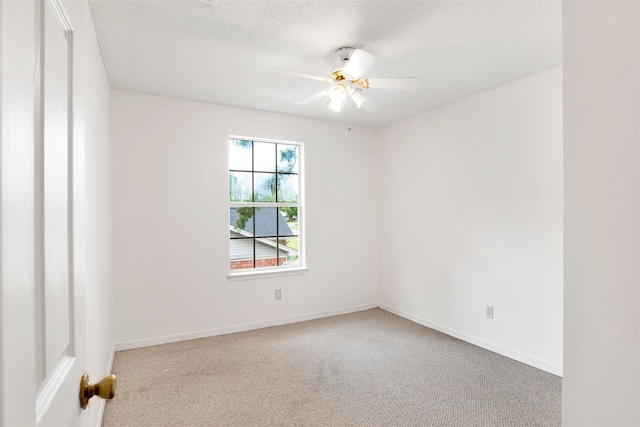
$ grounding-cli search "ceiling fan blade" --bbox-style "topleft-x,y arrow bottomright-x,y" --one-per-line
349,90 -> 380,112
361,97 -> 380,112
350,90 -> 367,109
342,49 -> 376,80
274,70 -> 332,83
366,78 -> 422,90
295,90 -> 327,106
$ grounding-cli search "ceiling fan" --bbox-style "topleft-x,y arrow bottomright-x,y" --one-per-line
276,47 -> 422,113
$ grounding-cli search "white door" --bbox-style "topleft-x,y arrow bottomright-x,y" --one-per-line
1,0 -> 92,425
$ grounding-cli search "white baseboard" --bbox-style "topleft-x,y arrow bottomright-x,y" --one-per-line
378,303 -> 563,377
114,302 -> 562,378
114,303 -> 378,351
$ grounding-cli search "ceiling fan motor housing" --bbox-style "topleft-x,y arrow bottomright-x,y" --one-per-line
335,47 -> 356,62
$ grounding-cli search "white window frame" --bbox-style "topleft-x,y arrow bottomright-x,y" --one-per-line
227,136 -> 306,280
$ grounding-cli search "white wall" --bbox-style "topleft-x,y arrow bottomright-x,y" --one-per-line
111,91 -> 380,346
562,1 -> 640,425
377,67 -> 564,375
81,3 -> 114,426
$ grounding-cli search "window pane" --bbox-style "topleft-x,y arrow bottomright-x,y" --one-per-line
277,173 -> 298,203
254,207 -> 277,237
229,139 -> 252,171
230,239 -> 254,270
254,142 -> 276,172
277,145 -> 298,173
230,207 -> 254,235
229,172 -> 252,202
254,173 -> 276,202
268,237 -> 298,266
279,208 -> 297,237
228,138 -> 303,272
255,238 -> 280,268
280,207 -> 298,224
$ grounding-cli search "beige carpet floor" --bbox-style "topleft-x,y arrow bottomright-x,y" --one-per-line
102,308 -> 561,426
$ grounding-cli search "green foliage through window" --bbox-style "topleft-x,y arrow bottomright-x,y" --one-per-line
233,207 -> 255,232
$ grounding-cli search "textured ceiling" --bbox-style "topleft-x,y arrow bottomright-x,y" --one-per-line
88,0 -> 561,127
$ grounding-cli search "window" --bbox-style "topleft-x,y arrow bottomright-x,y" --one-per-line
228,137 -> 303,272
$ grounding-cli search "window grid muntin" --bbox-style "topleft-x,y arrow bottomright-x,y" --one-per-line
229,138 -> 301,271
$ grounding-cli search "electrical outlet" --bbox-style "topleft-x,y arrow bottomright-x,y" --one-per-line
275,289 -> 282,300
486,305 -> 494,319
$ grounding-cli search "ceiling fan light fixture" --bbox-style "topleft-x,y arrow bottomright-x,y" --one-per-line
328,98 -> 344,112
328,84 -> 347,112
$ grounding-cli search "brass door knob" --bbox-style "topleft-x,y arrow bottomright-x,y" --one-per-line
79,374 -> 116,409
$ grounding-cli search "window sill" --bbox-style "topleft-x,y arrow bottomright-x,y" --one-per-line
227,267 -> 309,282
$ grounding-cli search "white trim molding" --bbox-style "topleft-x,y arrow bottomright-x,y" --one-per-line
115,303 -> 377,351
228,266 -> 308,281
378,303 -> 563,377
